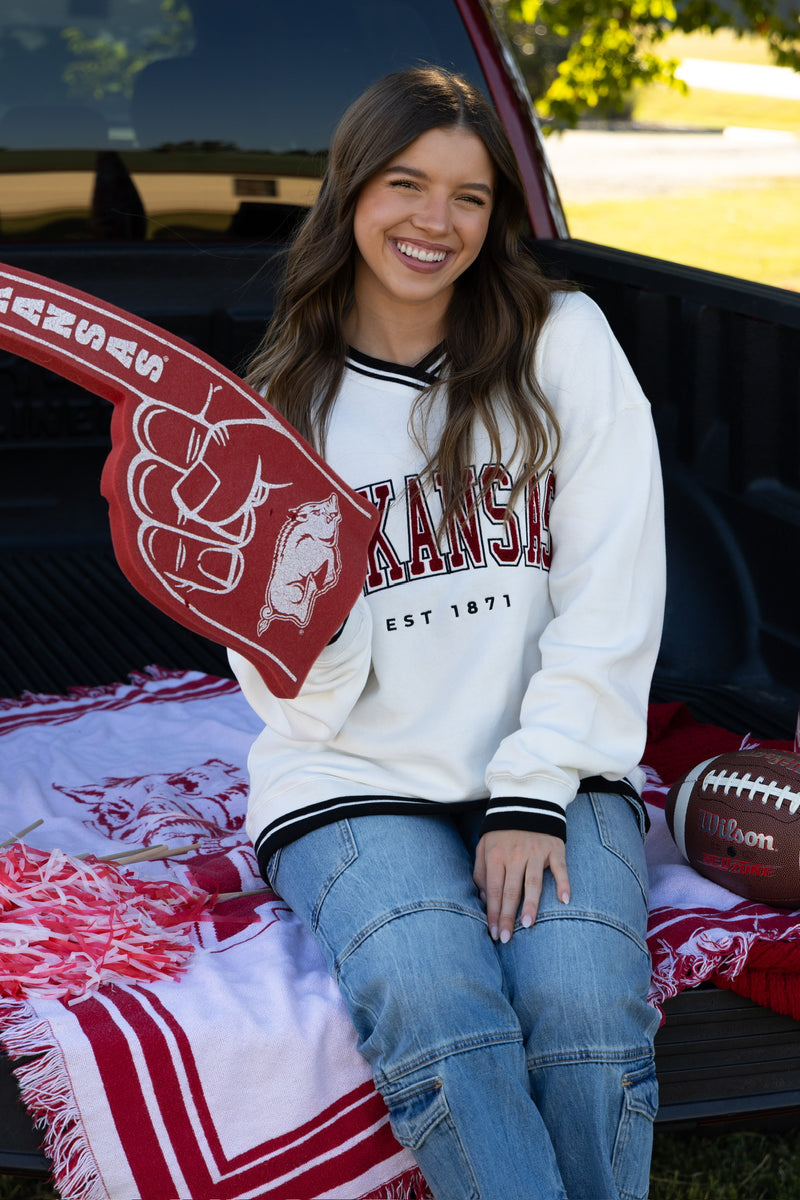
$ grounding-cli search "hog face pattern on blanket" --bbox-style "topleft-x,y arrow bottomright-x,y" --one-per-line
0,671 -> 799,1199
0,264 -> 379,698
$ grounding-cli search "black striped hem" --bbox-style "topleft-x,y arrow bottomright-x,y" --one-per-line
253,778 -> 647,880
581,774 -> 650,834
481,776 -> 647,843
254,794 -> 486,878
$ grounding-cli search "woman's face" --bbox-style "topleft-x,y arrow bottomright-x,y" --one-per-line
351,126 -> 494,324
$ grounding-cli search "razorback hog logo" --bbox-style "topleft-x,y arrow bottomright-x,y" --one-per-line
259,494 -> 342,632
0,287 -> 165,382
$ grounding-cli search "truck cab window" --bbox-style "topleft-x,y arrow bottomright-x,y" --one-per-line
0,0 -> 486,244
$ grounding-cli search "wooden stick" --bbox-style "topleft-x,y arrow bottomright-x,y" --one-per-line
215,886 -> 272,903
78,842 -> 202,864
113,843 -> 201,864
94,843 -> 169,864
0,819 -> 44,848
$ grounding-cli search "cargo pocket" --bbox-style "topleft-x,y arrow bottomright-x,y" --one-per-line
382,1075 -> 479,1200
613,1060 -> 659,1200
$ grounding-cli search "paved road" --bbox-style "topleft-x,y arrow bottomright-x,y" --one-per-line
543,55 -> 800,203
544,126 -> 800,202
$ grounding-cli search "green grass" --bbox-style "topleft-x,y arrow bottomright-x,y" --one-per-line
3,1128 -> 800,1198
546,27 -> 800,291
633,82 -> 800,135
0,1180 -> 56,1199
564,178 -> 800,291
651,1128 -> 800,1200
657,29 -> 776,67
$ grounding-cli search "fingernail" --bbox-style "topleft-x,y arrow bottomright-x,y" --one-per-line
560,891 -> 570,904
490,924 -> 498,941
500,929 -> 511,944
521,914 -> 533,928
479,890 -> 486,904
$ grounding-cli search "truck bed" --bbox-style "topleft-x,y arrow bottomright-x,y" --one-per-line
2,238 -> 800,1169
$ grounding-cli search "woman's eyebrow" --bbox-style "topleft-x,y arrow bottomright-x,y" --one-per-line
384,163 -> 493,197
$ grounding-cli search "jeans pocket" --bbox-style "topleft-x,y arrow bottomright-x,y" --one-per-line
613,1060 -> 659,1200
268,819 -> 358,940
589,791 -> 650,911
383,1075 -> 479,1200
264,848 -> 282,891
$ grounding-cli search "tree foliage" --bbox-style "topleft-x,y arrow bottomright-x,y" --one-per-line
62,0 -> 192,102
492,0 -> 800,128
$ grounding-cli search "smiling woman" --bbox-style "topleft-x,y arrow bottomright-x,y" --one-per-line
233,64 -> 667,1200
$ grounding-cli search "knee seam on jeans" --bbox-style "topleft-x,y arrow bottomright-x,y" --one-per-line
532,908 -> 650,956
527,1047 -> 655,1070
333,898 -> 486,973
373,1030 -> 524,1091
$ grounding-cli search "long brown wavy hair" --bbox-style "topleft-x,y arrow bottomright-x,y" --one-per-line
246,66 -> 573,529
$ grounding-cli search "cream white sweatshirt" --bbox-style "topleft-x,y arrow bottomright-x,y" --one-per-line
229,291 -> 666,868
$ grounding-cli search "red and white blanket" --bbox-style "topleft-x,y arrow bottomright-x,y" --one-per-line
0,669 -> 799,1200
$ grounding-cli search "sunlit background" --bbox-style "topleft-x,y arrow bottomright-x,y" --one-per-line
501,18 -> 800,292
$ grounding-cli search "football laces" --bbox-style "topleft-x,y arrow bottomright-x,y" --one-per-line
703,768 -> 800,815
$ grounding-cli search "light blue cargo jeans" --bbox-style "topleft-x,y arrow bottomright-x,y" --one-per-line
266,792 -> 659,1200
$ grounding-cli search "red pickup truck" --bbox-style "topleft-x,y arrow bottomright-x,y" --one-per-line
1,0 -> 800,1180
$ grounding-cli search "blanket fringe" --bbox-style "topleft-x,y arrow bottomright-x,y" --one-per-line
365,1165 -> 432,1199
0,999 -> 106,1200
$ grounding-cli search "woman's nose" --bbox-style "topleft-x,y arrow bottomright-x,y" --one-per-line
411,191 -> 450,234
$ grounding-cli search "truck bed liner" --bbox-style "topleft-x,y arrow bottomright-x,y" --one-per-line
1,535 -> 794,740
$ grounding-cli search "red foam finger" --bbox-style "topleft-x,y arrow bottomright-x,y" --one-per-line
0,262 -> 378,698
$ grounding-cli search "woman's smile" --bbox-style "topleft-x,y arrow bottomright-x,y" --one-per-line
392,238 -> 452,269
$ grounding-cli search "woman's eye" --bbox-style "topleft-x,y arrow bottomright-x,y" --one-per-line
389,179 -> 418,191
459,194 -> 487,207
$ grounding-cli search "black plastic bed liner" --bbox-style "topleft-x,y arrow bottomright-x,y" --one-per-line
2,533 -> 796,739
0,542 -> 231,699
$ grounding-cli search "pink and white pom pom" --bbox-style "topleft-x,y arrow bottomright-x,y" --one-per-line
0,843 -> 210,1002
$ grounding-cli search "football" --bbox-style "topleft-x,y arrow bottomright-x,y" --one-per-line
665,749 -> 800,908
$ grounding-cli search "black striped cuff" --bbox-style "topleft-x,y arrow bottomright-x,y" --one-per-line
480,797 -> 568,843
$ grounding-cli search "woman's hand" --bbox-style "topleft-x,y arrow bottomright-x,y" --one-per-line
473,829 -> 570,943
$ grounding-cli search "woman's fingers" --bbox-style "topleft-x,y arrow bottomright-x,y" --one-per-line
547,840 -> 571,908
476,830 -> 570,942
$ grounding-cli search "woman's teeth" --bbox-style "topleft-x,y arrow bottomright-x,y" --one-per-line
396,241 -> 447,263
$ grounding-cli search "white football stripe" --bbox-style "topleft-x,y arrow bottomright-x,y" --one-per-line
672,757 -> 718,863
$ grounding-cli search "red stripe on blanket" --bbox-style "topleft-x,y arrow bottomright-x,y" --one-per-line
0,668 -> 238,735
70,993 -> 178,1197
77,983 -> 405,1200
127,986 -> 390,1186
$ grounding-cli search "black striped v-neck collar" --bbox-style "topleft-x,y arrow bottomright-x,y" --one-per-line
345,344 -> 445,390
